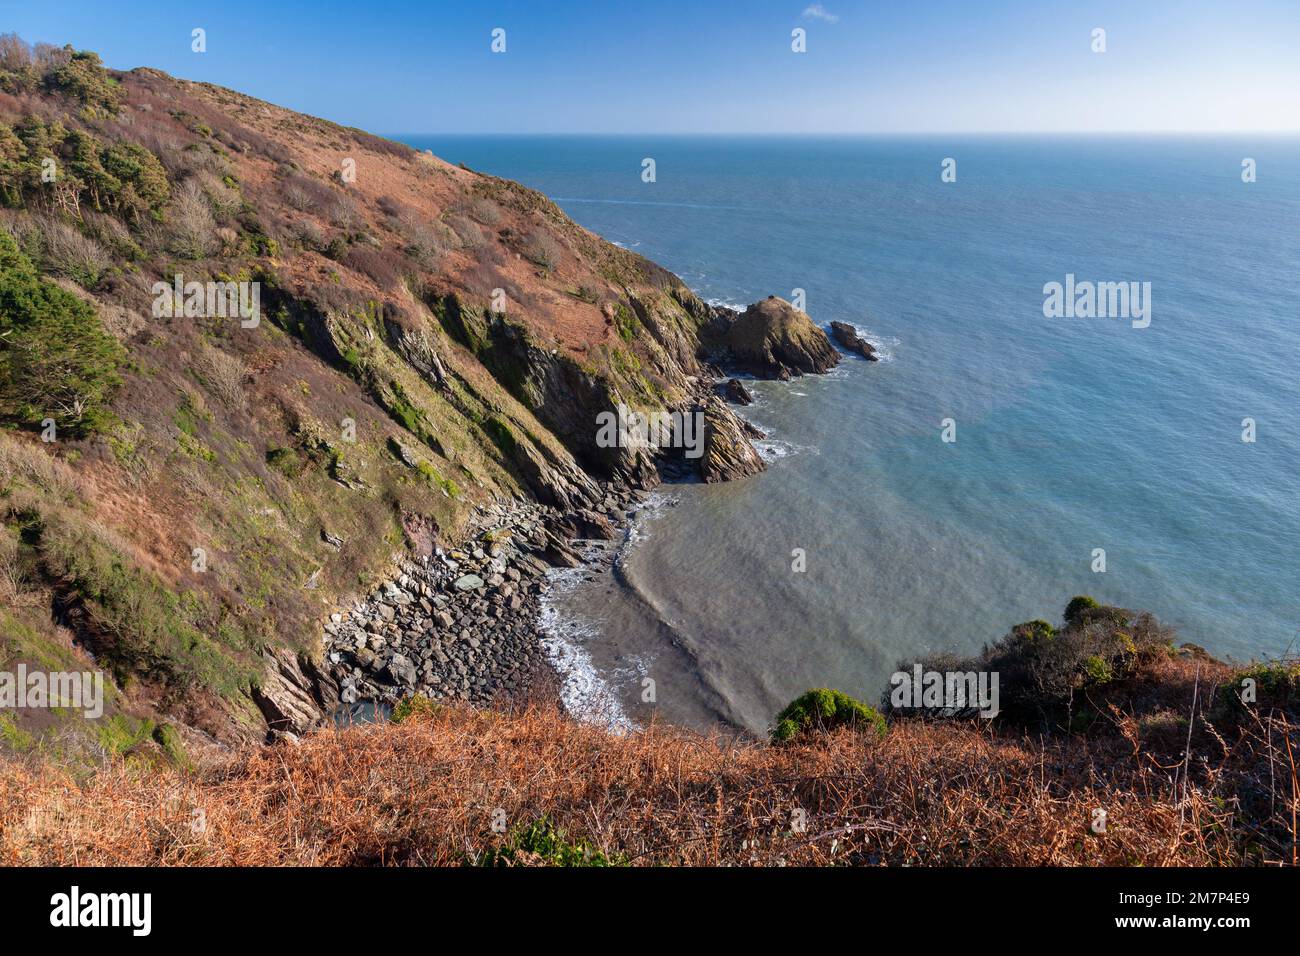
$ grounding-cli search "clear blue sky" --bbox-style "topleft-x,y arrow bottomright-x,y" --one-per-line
8,0 -> 1299,134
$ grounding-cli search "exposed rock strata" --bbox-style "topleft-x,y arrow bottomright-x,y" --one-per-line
720,378 -> 755,405
698,395 -> 766,483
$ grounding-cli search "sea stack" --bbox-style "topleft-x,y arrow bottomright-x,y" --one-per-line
829,321 -> 879,361
701,296 -> 841,379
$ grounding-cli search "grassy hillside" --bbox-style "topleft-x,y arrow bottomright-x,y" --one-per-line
3,596 -> 1297,866
3,649 -> 1296,866
1,42 -> 1295,869
0,39 -> 737,753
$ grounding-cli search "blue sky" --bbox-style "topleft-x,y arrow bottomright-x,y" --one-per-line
7,0 -> 1299,134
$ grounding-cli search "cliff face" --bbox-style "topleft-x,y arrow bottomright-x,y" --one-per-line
0,46 -> 837,753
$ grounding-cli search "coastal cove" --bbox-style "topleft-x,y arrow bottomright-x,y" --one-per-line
2,12 -> 1298,875
405,134 -> 1300,735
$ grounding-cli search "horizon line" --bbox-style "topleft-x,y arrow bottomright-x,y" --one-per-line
387,130 -> 1300,138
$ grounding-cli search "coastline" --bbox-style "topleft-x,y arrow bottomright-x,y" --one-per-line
319,480 -> 650,733
317,317 -> 863,738
318,307 -> 863,738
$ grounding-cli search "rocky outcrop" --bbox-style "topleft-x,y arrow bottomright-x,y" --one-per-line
252,648 -> 333,738
698,395 -> 766,483
720,378 -> 755,405
701,296 -> 840,380
830,321 -> 879,361
435,295 -> 661,490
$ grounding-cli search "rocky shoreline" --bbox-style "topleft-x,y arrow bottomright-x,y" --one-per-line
317,483 -> 644,722
259,296 -> 872,739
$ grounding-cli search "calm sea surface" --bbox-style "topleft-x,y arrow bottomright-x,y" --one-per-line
403,134 -> 1300,734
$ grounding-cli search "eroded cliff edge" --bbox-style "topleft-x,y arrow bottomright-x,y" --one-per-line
0,47 -> 844,755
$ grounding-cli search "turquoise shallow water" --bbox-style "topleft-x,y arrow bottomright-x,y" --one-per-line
405,134 -> 1300,733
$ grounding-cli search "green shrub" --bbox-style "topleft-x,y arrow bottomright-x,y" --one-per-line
265,446 -> 305,478
0,231 -> 123,435
44,48 -> 122,115
1083,655 -> 1113,683
1237,661 -> 1300,697
772,688 -> 887,743
613,303 -> 640,343
476,817 -> 627,867
1011,619 -> 1056,645
1214,661 -> 1300,720
1064,595 -> 1100,624
391,694 -> 439,723
897,600 -> 1172,729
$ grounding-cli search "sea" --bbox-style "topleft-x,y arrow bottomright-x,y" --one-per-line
401,134 -> 1300,735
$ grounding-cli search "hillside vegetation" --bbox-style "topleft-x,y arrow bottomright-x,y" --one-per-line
1,40 -> 1294,868
3,597 -> 1297,866
0,37 -> 752,754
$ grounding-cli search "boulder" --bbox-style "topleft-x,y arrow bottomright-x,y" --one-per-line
721,378 -> 754,405
385,654 -> 418,688
829,321 -> 879,361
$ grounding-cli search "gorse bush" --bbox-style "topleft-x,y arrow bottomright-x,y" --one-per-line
391,694 -> 440,723
1214,660 -> 1300,721
891,596 -> 1176,729
772,688 -> 887,743
0,230 -> 123,435
1064,594 -> 1100,623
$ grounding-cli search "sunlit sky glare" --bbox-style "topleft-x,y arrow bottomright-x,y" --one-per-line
8,0 -> 1300,134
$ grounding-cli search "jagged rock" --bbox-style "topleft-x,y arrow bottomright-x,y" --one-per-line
387,436 -> 423,469
701,296 -> 840,379
698,396 -> 766,483
537,531 -> 582,567
386,320 -> 448,388
829,321 -> 879,361
252,648 -> 326,736
454,574 -> 485,591
721,378 -> 755,405
385,654 -> 418,688
559,509 -> 618,540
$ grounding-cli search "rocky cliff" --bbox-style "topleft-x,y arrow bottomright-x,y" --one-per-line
0,43 -> 839,756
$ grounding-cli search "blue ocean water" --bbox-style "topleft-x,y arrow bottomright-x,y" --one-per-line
404,134 -> 1300,732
